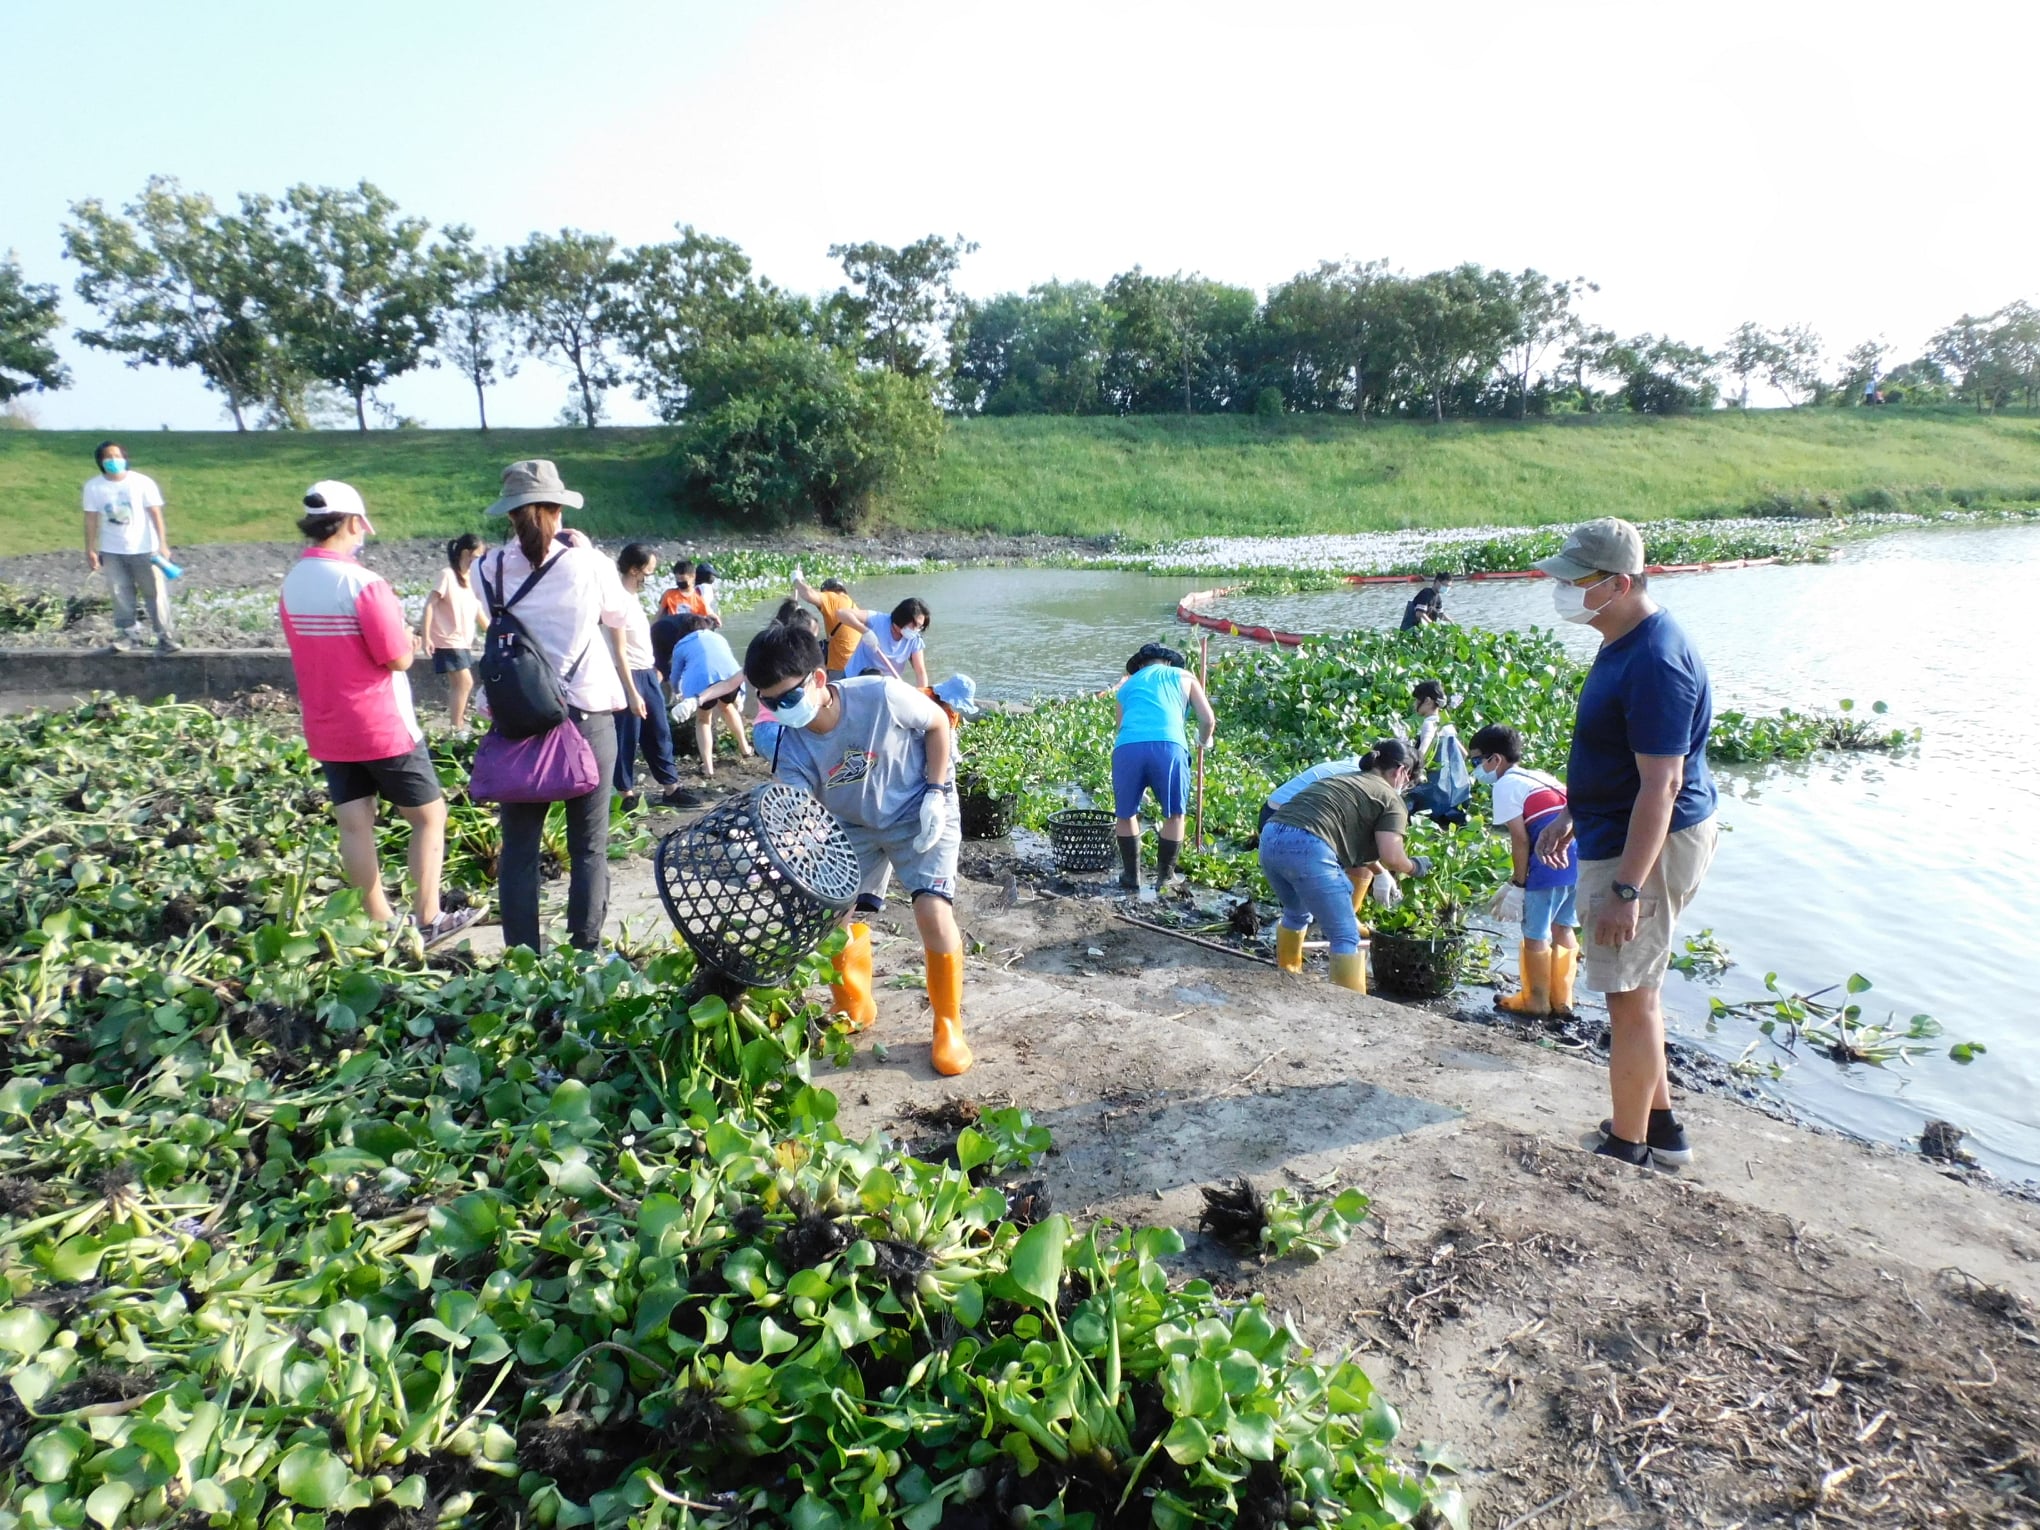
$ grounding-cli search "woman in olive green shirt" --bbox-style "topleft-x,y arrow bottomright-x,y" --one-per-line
1259,739 -> 1430,992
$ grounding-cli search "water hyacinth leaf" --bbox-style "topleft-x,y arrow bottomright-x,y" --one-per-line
85,1480 -> 135,1529
0,1077 -> 47,1121
1846,973 -> 1873,994
954,1127 -> 994,1174
1162,1415 -> 1214,1465
758,1315 -> 799,1356
21,1423 -> 88,1483
0,1308 -> 56,1358
1008,1214 -> 1069,1311
1951,1042 -> 1987,1064
1228,1410 -> 1277,1460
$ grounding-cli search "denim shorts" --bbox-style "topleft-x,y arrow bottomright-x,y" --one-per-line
431,647 -> 474,674
1523,883 -> 1578,943
1112,740 -> 1189,819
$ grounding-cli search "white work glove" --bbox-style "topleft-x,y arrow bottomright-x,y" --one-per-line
1487,884 -> 1525,925
669,694 -> 700,725
1369,870 -> 1402,908
791,565 -> 804,588
913,786 -> 953,854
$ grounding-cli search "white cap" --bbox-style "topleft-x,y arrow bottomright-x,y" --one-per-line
303,480 -> 376,534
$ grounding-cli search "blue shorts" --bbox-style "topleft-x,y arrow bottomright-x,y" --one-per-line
1112,740 -> 1189,819
1523,883 -> 1579,943
431,648 -> 474,674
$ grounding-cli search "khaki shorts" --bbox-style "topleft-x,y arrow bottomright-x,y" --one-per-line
1579,818 -> 1718,994
844,797 -> 961,910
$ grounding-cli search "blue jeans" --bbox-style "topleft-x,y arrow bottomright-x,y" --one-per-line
613,669 -> 678,792
1257,820 -> 1363,957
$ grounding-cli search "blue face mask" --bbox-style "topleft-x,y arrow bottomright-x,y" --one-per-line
762,679 -> 821,730
1473,763 -> 1502,786
100,458 -> 126,477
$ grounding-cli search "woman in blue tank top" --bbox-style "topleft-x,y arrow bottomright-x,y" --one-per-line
1110,643 -> 1216,901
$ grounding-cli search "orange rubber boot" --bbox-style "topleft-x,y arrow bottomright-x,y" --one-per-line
926,949 -> 973,1076
1549,944 -> 1578,1016
1495,941 -> 1551,1017
830,922 -> 878,1031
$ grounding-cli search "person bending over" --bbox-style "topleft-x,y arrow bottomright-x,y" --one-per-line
845,597 -> 933,688
1110,643 -> 1216,901
1468,724 -> 1579,1018
1258,739 -> 1430,993
746,621 -> 972,1077
668,613 -> 752,777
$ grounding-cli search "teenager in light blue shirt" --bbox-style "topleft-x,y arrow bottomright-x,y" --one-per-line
1110,643 -> 1216,900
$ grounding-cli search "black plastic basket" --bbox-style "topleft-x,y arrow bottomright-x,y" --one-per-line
1368,931 -> 1469,999
1045,808 -> 1117,874
959,788 -> 1016,840
654,783 -> 861,987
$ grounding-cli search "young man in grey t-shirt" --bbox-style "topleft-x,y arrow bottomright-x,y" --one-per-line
745,622 -> 971,1077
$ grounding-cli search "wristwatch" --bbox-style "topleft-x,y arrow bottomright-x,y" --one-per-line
1612,881 -> 1641,903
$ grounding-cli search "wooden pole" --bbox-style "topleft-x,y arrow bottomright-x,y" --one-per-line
1195,634 -> 1209,850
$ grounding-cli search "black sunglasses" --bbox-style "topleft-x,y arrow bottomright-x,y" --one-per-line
755,682 -> 808,714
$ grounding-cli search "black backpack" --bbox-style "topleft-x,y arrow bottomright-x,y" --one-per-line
475,550 -> 589,740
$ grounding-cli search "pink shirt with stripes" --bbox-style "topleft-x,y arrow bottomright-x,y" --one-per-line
279,548 -> 420,763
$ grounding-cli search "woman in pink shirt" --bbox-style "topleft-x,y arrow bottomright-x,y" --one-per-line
278,481 -> 478,946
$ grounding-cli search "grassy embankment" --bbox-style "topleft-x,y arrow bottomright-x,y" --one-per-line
4,408 -> 2040,556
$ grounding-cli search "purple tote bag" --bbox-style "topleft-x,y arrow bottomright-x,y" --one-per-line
469,720 -> 600,804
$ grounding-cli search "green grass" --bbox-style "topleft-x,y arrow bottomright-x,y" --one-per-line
5,408 -> 2040,555
890,408 -> 2040,541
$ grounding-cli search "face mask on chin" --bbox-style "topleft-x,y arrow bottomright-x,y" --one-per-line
1553,574 -> 1616,625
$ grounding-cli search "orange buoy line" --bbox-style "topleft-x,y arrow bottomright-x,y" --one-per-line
1176,557 -> 1784,647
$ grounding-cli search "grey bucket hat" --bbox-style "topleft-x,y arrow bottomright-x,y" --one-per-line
1533,517 -> 1646,583
485,459 -> 585,517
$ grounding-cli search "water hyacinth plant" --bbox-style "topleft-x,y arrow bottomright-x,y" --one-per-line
0,697 -> 1466,1529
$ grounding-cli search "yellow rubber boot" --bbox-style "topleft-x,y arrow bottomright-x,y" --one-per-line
1496,941 -> 1551,1016
1275,926 -> 1305,974
1330,951 -> 1368,994
1549,944 -> 1578,1015
927,949 -> 973,1076
829,922 -> 878,1031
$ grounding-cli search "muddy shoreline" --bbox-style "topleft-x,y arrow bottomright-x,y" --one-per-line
517,803 -> 2040,1524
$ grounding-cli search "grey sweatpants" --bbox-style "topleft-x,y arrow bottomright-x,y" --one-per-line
102,552 -> 173,639
497,708 -> 618,952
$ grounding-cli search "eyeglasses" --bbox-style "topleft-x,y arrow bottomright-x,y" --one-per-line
755,682 -> 808,713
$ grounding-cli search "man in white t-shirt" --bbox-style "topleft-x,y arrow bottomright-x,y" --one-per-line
81,440 -> 178,653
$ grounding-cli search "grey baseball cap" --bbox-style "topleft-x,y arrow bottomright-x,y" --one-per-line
1533,517 -> 1646,582
485,459 -> 585,517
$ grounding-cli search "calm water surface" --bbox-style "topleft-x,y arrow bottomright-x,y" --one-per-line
725,528 -> 2040,1177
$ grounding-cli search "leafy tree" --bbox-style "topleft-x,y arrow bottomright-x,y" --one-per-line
1259,260 -> 1397,416
1837,337 -> 1890,405
270,181 -> 455,431
436,230 -> 516,431
1396,265 -> 1520,423
947,281 -> 1110,416
0,253 -> 68,401
1604,333 -> 1718,414
616,226 -> 808,422
1500,271 -> 1595,418
1719,323 -> 1780,409
828,233 -> 976,381
63,176 -> 299,431
498,230 -> 629,428
673,333 -> 942,529
1763,323 -> 1824,408
1102,269 -> 1258,415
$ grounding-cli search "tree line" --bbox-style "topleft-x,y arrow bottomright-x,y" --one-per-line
5,176 -> 2039,430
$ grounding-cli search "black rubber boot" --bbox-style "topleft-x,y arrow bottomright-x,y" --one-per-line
1155,835 -> 1182,888
1117,833 -> 1140,892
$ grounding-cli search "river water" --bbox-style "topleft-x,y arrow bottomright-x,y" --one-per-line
723,526 -> 2040,1179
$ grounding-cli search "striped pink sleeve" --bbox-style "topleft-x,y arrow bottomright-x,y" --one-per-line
356,580 -> 410,668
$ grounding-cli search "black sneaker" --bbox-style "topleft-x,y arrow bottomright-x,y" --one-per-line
156,637 -> 184,655
1592,1134 -> 1653,1167
1599,1116 -> 1693,1168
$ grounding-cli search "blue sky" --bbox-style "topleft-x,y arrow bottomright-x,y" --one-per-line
5,0 -> 2036,429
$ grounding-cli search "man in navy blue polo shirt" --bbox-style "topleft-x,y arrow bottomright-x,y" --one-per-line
1531,519 -> 1718,1170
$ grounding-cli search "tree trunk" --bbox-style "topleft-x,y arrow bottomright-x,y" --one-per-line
354,389 -> 369,432
1182,352 -> 1192,416
579,370 -> 597,428
228,397 -> 248,432
474,372 -> 489,431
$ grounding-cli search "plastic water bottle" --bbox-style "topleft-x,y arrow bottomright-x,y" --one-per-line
151,554 -> 183,581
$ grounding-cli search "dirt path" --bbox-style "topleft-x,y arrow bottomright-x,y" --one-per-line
477,821 -> 2040,1527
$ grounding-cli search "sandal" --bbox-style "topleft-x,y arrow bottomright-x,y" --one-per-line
417,905 -> 482,948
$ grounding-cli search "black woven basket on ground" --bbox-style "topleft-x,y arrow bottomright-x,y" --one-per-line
1045,808 -> 1117,874
654,782 -> 862,987
1368,931 -> 1469,999
959,787 -> 1016,840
